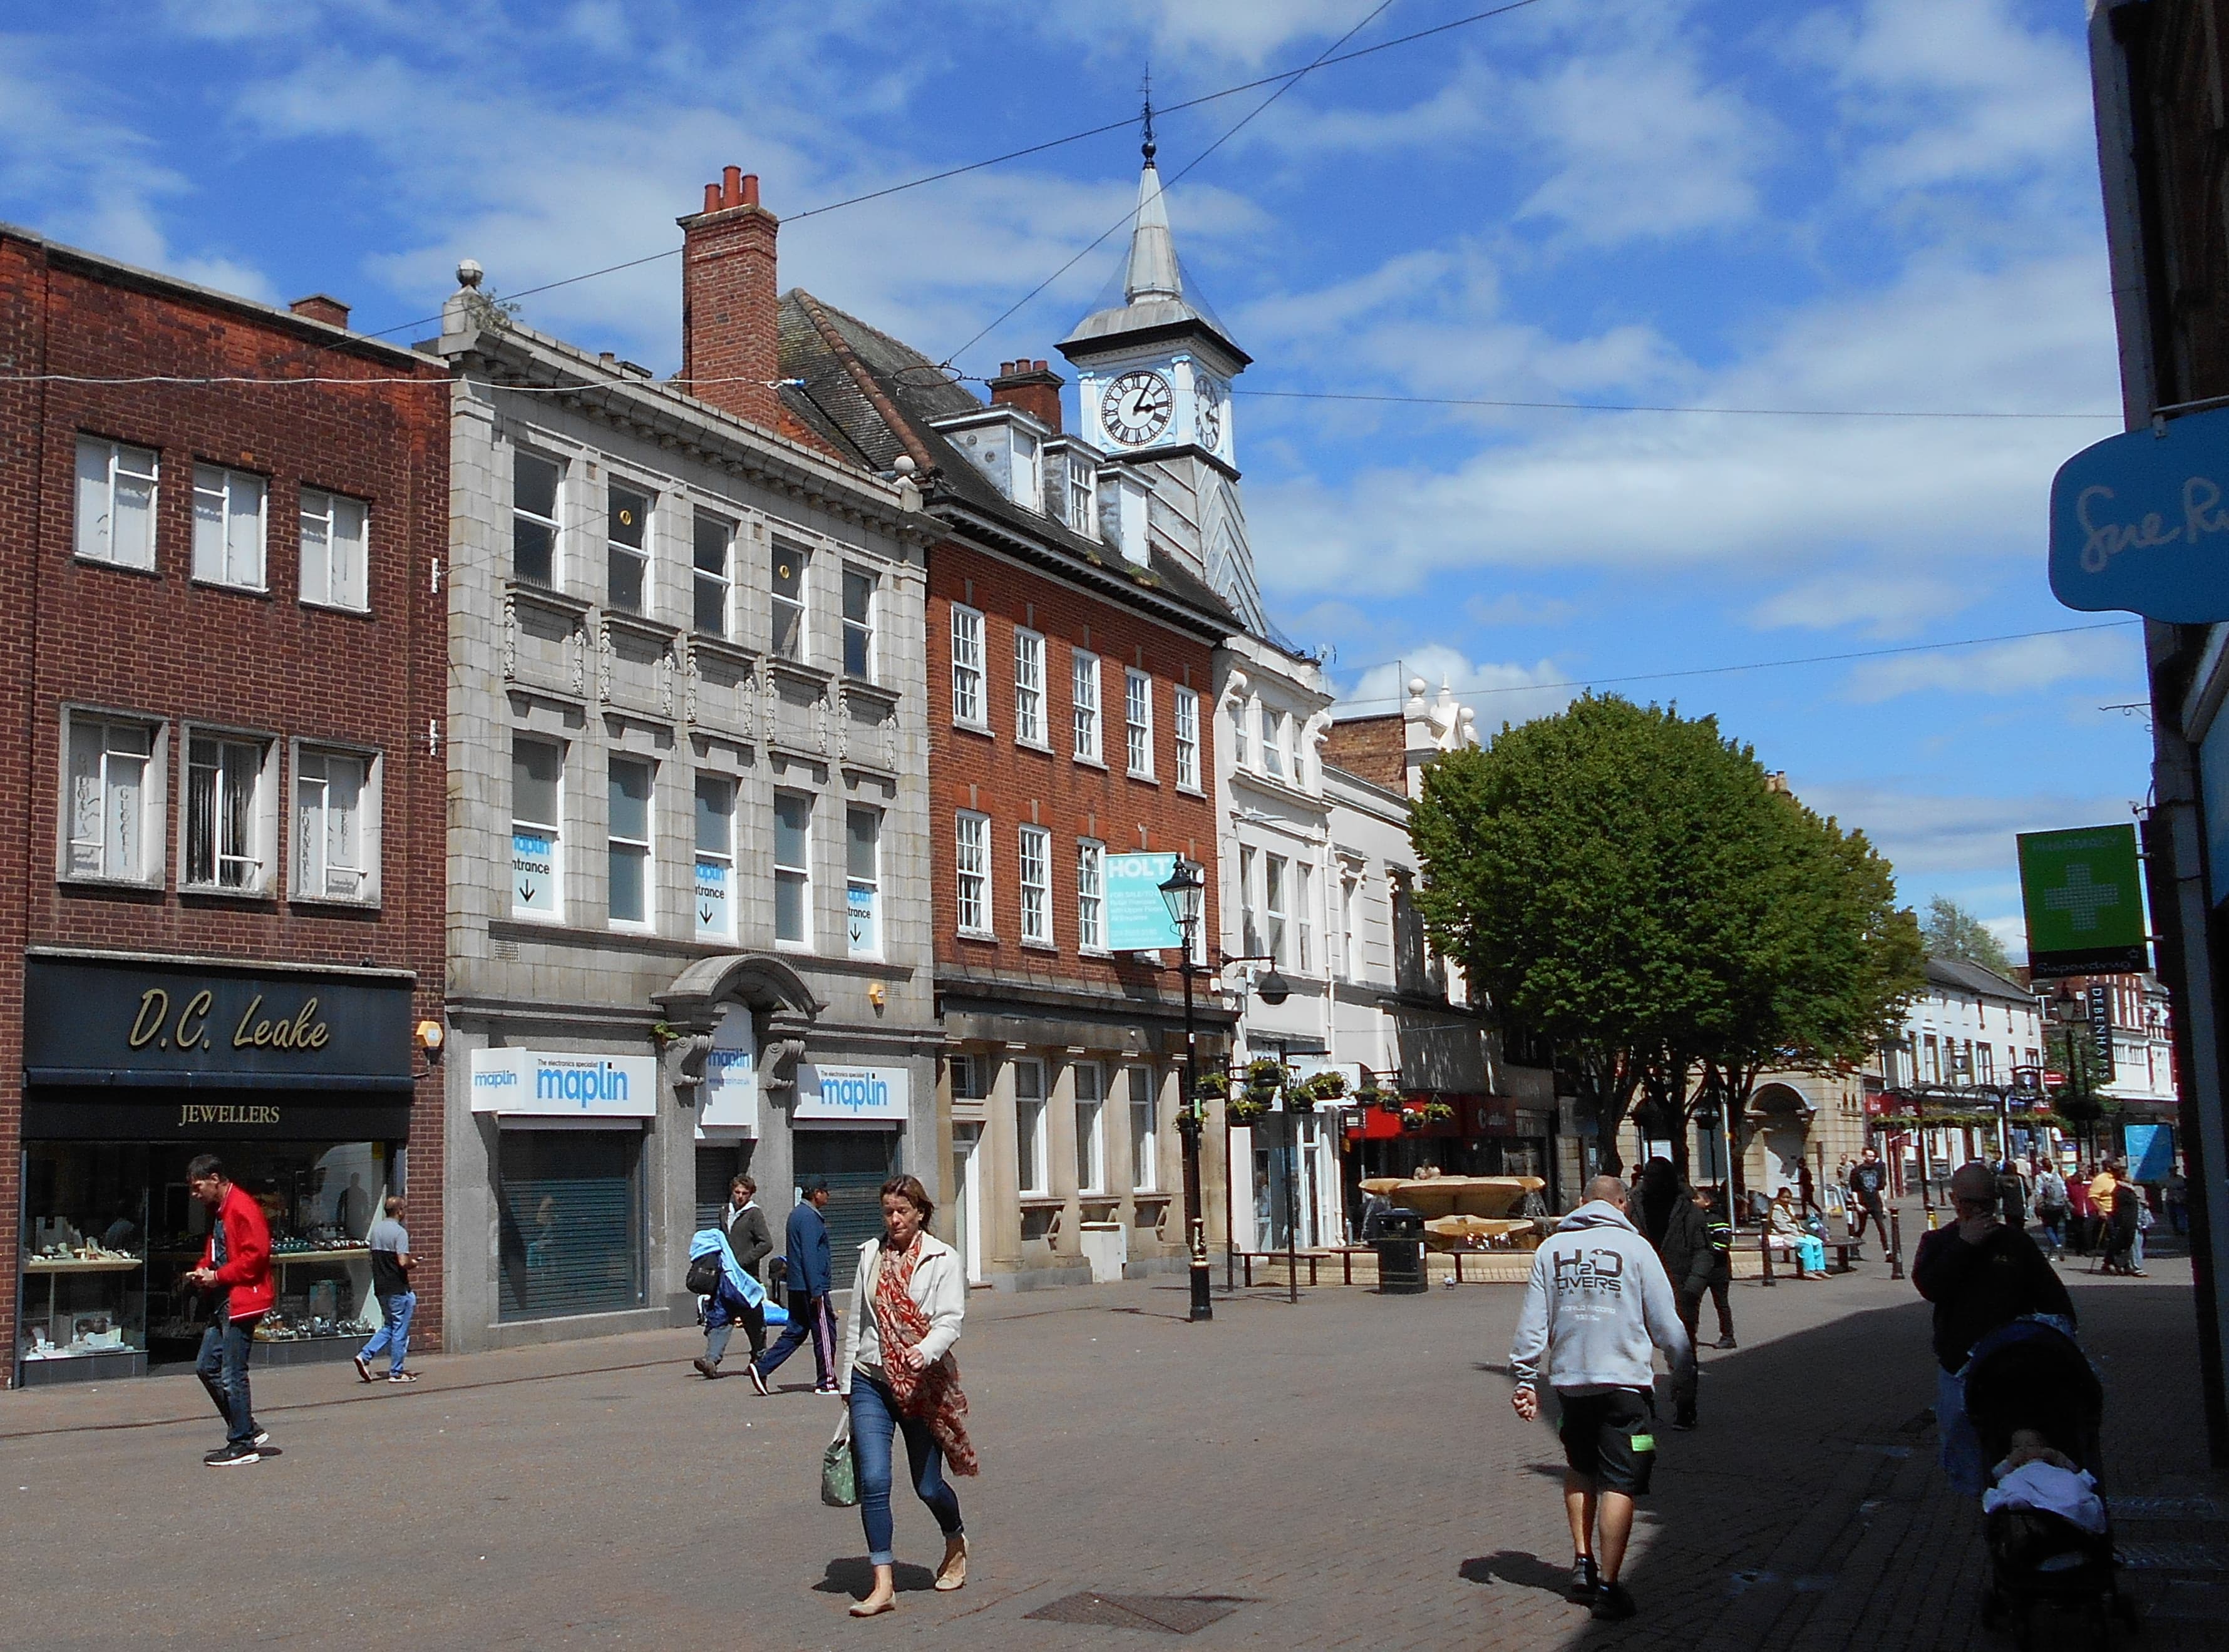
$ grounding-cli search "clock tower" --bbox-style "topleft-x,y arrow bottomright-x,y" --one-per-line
1059,130 -> 1265,636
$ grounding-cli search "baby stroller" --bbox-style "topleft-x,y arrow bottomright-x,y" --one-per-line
1963,1319 -> 2134,1648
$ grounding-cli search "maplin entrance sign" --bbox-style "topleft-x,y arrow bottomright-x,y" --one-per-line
2050,404 -> 2229,622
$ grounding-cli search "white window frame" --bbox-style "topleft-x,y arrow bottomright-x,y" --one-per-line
692,511 -> 734,638
1231,695 -> 1251,770
1265,854 -> 1289,968
1073,1061 -> 1106,1194
1239,846 -> 1260,957
774,790 -> 813,947
1125,669 -> 1154,778
607,754 -> 654,931
842,566 -> 878,682
1019,824 -> 1053,948
1128,1067 -> 1158,1193
693,772 -> 737,942
1073,649 -> 1102,762
847,804 -> 882,959
182,726 -> 277,895
1077,838 -> 1106,954
512,448 -> 563,589
606,480 -> 653,616
191,464 -> 268,591
511,734 -> 565,923
74,436 -> 158,571
1263,706 -> 1288,780
1066,454 -> 1098,536
1014,628 -> 1047,747
298,487 -> 370,612
771,541 -> 810,663
950,604 -> 986,729
60,709 -> 165,886
1173,687 -> 1200,791
291,742 -> 380,904
1341,871 -> 1364,980
955,809 -> 993,938
1297,862 -> 1315,976
1015,1058 -> 1048,1196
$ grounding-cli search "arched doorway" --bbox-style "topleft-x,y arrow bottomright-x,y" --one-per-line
1749,1082 -> 1814,1202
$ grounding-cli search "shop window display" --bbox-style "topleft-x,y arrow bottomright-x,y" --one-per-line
19,1139 -> 397,1381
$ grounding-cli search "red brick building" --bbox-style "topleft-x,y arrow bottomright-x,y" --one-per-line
781,295 -> 1235,1289
0,227 -> 447,1385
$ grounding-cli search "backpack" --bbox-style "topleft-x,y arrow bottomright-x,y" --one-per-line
684,1252 -> 721,1298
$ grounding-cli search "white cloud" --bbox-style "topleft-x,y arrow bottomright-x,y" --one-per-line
1465,592 -> 1581,627
1339,644 -> 1577,733
1750,572 -> 1967,639
1794,782 -> 2139,880
1841,628 -> 2139,704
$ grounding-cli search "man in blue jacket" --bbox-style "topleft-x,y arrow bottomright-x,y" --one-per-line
747,1179 -> 837,1395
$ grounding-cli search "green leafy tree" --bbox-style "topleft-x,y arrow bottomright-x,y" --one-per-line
1921,895 -> 2016,978
1409,695 -> 1923,1178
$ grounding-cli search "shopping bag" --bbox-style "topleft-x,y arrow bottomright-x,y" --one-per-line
820,1407 -> 858,1507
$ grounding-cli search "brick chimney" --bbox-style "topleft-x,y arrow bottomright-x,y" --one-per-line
289,293 -> 351,329
677,167 -> 780,430
988,358 -> 1063,433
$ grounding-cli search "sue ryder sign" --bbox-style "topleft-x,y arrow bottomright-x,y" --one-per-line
2049,405 -> 2229,622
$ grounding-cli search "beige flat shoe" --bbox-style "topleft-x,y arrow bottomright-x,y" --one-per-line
934,1535 -> 969,1592
848,1595 -> 897,1618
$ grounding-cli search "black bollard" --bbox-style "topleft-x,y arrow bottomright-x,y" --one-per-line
1759,1223 -> 1776,1287
1888,1204 -> 1905,1282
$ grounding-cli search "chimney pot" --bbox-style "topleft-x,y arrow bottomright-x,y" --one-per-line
741,173 -> 759,207
1034,359 -> 1048,372
723,165 -> 742,207
704,182 -> 721,213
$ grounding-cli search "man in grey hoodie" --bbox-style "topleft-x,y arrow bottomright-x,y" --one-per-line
1510,1174 -> 1694,1622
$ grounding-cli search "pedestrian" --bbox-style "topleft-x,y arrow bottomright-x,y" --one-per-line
1636,1159 -> 1722,1431
182,1154 -> 275,1467
1912,1162 -> 2074,1496
2033,1161 -> 2069,1260
2103,1160 -> 2147,1276
1995,1158 -> 2028,1233
694,1175 -> 771,1380
1848,1149 -> 1890,1246
2166,1164 -> 2190,1237
838,1174 -> 974,1618
2066,1168 -> 2094,1256
748,1177 -> 837,1395
1798,1158 -> 1821,1221
1508,1174 -> 1692,1623
352,1195 -> 418,1384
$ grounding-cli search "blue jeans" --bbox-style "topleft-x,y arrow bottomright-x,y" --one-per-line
358,1291 -> 416,1376
702,1285 -> 764,1365
2039,1210 -> 2066,1254
848,1370 -> 963,1567
1937,1364 -> 1984,1496
197,1315 -> 261,1448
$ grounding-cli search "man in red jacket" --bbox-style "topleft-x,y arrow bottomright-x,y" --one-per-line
184,1154 -> 275,1467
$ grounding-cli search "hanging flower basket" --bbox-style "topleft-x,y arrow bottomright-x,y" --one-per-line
1282,1080 -> 1317,1116
1192,1070 -> 1230,1102
1399,1108 -> 1428,1133
1227,1094 -> 1273,1125
1244,1057 -> 1286,1104
1374,1091 -> 1405,1117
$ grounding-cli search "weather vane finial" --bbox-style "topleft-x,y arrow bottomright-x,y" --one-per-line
1141,66 -> 1156,163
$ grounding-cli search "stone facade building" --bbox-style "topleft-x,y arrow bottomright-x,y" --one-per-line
435,170 -> 937,1350
0,227 -> 448,1385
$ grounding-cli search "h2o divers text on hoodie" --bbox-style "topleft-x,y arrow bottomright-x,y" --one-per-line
1509,1200 -> 1693,1395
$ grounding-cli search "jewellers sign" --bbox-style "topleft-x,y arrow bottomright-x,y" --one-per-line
2049,405 -> 2229,622
470,1047 -> 657,1119
24,956 -> 413,1089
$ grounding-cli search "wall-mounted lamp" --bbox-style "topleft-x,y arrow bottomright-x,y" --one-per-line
415,1019 -> 446,1064
867,981 -> 887,1012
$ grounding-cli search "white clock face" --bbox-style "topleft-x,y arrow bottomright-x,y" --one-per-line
1101,369 -> 1174,446
1195,379 -> 1225,451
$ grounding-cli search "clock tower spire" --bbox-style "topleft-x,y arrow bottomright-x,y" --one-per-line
1058,117 -> 1263,634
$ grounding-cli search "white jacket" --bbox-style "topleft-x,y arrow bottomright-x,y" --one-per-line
1509,1200 -> 1692,1392
838,1233 -> 966,1396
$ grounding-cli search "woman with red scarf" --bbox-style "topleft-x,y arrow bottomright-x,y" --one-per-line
837,1174 -> 974,1618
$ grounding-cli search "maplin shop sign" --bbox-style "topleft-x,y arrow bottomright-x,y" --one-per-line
23,955 -> 414,1090
2050,404 -> 2229,623
469,1047 -> 659,1119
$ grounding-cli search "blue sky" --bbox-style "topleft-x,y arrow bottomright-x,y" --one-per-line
1,0 -> 2149,955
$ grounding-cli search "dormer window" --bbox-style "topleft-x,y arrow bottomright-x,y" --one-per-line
1066,456 -> 1096,536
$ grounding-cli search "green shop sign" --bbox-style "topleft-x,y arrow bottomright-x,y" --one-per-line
2017,824 -> 2148,978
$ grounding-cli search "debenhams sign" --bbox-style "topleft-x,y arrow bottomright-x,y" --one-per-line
24,956 -> 414,1090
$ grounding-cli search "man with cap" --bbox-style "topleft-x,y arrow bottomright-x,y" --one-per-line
747,1178 -> 838,1395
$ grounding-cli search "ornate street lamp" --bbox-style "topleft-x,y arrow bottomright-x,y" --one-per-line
1160,859 -> 1215,1322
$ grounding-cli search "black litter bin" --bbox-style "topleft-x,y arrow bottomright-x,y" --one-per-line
1375,1208 -> 1427,1295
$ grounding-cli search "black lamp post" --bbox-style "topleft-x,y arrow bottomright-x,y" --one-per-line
1160,858 -> 1215,1323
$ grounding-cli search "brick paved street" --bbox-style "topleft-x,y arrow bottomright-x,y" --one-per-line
5,1228 -> 2226,1651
